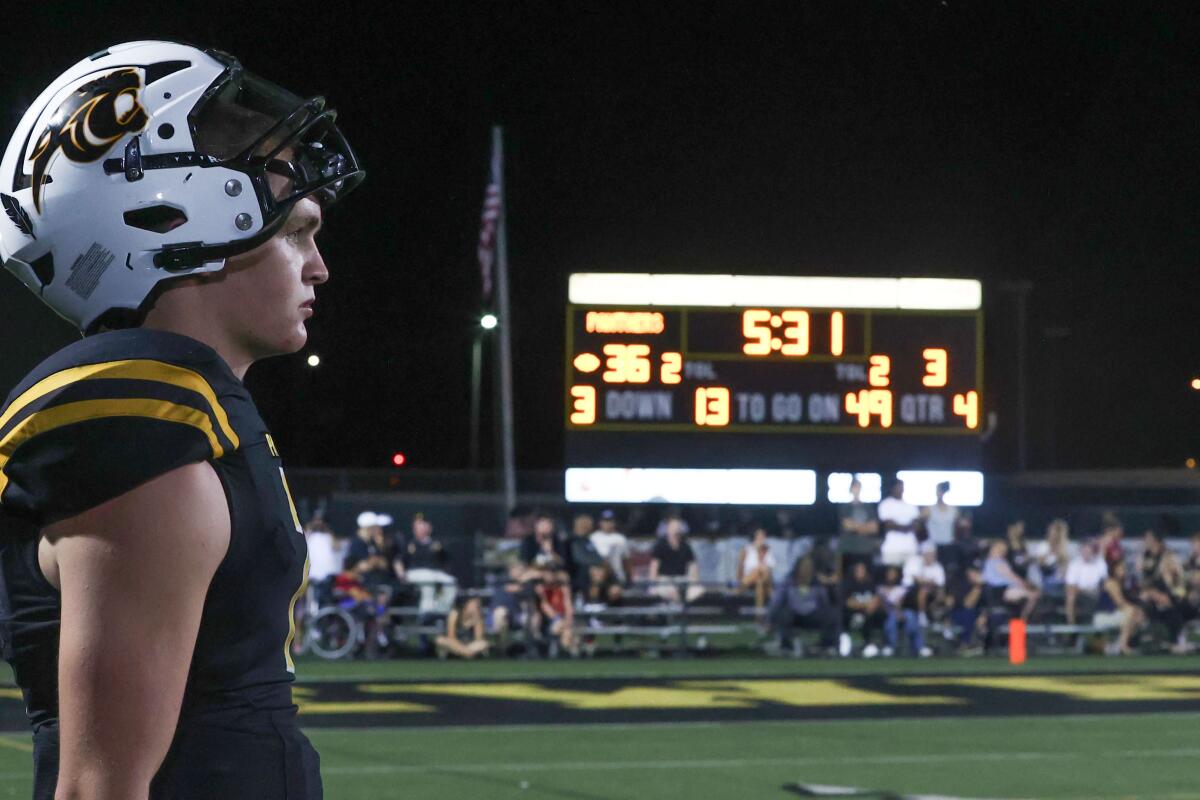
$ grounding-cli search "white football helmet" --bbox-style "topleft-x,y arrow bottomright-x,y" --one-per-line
0,40 -> 364,333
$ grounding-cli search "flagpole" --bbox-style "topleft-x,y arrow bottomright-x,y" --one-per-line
492,126 -> 518,513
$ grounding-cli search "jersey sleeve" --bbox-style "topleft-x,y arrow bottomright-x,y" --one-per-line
0,358 -> 240,525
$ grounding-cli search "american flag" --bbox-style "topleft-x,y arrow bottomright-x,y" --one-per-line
477,136 -> 501,302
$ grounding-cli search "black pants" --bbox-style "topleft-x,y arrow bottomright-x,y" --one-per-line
772,604 -> 838,648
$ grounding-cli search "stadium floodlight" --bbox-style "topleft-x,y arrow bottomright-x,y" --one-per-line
480,313 -> 499,330
306,354 -> 321,367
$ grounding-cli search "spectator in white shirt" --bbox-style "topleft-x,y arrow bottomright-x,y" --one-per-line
900,543 -> 945,657
1065,540 -> 1108,625
590,510 -> 631,584
304,517 -> 348,587
878,480 -> 920,567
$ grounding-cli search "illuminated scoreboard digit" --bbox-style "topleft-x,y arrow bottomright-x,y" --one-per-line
563,274 -> 984,504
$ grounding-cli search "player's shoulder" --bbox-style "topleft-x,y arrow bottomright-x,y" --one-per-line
0,328 -> 244,524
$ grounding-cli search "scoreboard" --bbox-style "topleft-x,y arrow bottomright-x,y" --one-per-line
563,274 -> 984,505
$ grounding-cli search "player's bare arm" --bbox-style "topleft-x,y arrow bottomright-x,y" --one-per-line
45,462 -> 228,800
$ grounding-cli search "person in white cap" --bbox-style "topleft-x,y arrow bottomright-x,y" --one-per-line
347,510 -> 397,653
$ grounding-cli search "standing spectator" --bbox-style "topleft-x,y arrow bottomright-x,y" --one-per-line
843,562 -> 888,657
304,516 -> 348,600
878,479 -> 920,567
982,540 -> 1040,621
901,542 -> 945,657
768,556 -> 838,656
650,519 -> 703,603
923,481 -> 959,548
1064,541 -> 1108,625
590,510 -> 632,585
838,478 -> 881,567
737,528 -> 777,610
400,514 -> 456,614
435,597 -> 490,659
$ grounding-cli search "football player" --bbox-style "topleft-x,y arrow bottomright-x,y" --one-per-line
0,41 -> 364,799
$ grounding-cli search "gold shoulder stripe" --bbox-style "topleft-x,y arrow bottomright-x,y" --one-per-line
0,359 -> 239,450
0,398 -> 224,500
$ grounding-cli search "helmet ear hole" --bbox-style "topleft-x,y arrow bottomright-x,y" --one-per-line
123,204 -> 188,233
29,252 -> 54,286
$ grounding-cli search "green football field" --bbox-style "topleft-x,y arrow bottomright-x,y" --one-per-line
1,655 -> 1198,799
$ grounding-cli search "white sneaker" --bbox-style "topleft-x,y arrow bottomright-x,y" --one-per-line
919,646 -> 933,658
838,633 -> 852,657
882,646 -> 894,657
862,643 -> 880,658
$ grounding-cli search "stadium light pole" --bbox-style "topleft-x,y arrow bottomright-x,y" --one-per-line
471,314 -> 500,469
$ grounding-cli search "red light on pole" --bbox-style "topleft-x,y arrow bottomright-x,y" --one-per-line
391,452 -> 407,467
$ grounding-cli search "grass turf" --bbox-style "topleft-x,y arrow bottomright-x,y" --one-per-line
1,656 -> 1196,799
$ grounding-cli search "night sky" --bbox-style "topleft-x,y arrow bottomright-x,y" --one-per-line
3,2 -> 1198,472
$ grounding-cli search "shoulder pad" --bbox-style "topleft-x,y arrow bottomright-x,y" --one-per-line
0,329 -> 241,523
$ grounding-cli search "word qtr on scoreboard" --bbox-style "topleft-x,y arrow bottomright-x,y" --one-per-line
565,274 -> 983,438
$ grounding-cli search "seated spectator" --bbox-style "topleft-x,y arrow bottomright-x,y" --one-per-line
944,547 -> 986,651
876,565 -> 906,657
346,511 -> 398,653
737,528 -> 777,610
655,507 -> 691,537
435,597 -> 490,659
1099,559 -> 1145,655
1098,513 -> 1126,571
570,513 -> 622,606
878,479 -> 920,567
838,478 -> 880,567
348,511 -> 397,593
399,514 -> 457,614
922,481 -> 959,548
590,509 -> 632,586
1184,533 -> 1200,630
1005,520 -> 1034,582
842,561 -> 887,656
1036,518 -> 1072,592
982,540 -> 1040,621
535,572 -> 578,656
520,511 -> 571,572
1064,540 -> 1108,625
650,519 -> 704,603
768,556 -> 838,656
900,542 -> 945,657
1137,530 -> 1188,653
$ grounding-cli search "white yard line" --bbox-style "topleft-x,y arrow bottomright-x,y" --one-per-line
320,746 -> 1200,776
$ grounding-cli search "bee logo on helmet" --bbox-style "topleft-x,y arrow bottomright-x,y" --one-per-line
27,67 -> 149,213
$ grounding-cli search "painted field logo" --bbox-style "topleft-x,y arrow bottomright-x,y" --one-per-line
27,68 -> 149,213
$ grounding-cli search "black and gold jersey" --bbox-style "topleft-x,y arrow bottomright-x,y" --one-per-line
0,327 -> 310,736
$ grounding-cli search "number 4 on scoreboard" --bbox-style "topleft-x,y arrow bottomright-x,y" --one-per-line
953,390 -> 979,429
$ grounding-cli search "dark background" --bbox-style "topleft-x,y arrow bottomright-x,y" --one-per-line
2,1 -> 1198,473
